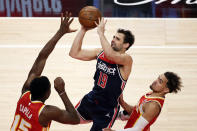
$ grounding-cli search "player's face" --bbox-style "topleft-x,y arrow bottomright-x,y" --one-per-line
111,33 -> 125,51
150,74 -> 168,93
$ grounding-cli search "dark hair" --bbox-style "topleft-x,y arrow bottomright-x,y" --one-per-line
117,28 -> 135,50
164,72 -> 182,93
30,76 -> 51,100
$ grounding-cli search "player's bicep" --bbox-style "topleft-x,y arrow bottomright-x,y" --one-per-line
109,53 -> 132,66
39,105 -> 77,126
22,59 -> 46,94
72,48 -> 102,61
142,102 -> 161,122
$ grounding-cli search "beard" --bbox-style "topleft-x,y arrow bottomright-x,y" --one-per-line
111,42 -> 121,51
112,46 -> 120,51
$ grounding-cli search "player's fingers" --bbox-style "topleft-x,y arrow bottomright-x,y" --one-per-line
66,12 -> 71,22
101,18 -> 105,23
68,17 -> 74,25
64,11 -> 69,22
69,12 -> 72,17
98,17 -> 101,23
95,21 -> 98,26
104,19 -> 107,25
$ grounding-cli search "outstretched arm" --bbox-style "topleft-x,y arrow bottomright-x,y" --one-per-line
104,101 -> 161,131
117,95 -> 134,121
39,77 -> 80,126
96,18 -> 132,66
22,12 -> 76,94
119,94 -> 134,115
69,26 -> 102,61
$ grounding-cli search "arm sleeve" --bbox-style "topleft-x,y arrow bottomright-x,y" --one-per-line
116,115 -> 149,131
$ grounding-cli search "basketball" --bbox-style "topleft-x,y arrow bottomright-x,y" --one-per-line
78,6 -> 102,28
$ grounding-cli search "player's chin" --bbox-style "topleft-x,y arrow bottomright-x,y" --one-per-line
112,47 -> 118,52
111,45 -> 115,49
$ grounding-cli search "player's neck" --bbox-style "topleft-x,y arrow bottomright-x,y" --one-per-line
31,97 -> 45,103
150,92 -> 165,98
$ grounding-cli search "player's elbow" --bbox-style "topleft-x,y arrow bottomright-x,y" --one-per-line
74,117 -> 80,124
69,51 -> 86,61
69,115 -> 80,125
69,51 -> 78,59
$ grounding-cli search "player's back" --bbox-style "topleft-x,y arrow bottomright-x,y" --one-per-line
11,91 -> 50,131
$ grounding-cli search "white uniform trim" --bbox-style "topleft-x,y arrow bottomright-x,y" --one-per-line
38,105 -> 46,117
116,115 -> 149,131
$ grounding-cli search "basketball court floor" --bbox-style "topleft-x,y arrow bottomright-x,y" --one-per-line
0,18 -> 197,130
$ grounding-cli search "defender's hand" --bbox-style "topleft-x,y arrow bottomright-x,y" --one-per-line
54,77 -> 65,94
59,11 -> 77,35
95,18 -> 107,35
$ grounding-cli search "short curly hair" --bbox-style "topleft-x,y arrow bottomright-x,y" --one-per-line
30,76 -> 51,100
164,72 -> 182,93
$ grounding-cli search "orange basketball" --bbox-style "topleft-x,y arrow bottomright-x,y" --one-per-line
78,6 -> 102,28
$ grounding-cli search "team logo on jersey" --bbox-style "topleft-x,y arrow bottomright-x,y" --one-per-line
97,61 -> 116,75
105,113 -> 110,118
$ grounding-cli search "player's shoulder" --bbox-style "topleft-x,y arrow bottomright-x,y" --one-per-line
145,100 -> 161,111
95,48 -> 103,56
41,105 -> 60,114
124,53 -> 133,65
125,52 -> 132,58
20,91 -> 31,99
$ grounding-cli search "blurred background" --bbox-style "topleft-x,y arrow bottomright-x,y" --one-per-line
1,0 -> 197,131
0,0 -> 197,18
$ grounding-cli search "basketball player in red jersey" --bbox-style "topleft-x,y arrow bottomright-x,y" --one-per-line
10,12 -> 79,131
69,18 -> 134,131
103,71 -> 182,131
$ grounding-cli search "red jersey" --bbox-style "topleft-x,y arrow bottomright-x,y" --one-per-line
124,92 -> 165,131
11,91 -> 51,131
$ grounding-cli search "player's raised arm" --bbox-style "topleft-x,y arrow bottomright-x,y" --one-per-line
95,18 -> 133,66
69,26 -> 102,61
22,12 -> 76,94
104,102 -> 160,131
39,77 -> 80,126
69,6 -> 103,61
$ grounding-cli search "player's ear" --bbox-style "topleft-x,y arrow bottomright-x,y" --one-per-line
164,86 -> 170,93
123,43 -> 129,50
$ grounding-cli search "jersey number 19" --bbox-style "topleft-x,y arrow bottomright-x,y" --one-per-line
97,71 -> 108,89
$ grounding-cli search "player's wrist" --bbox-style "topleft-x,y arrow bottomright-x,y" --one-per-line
57,29 -> 65,36
58,91 -> 66,96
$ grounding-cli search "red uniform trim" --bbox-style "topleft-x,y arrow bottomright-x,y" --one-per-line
124,92 -> 165,131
